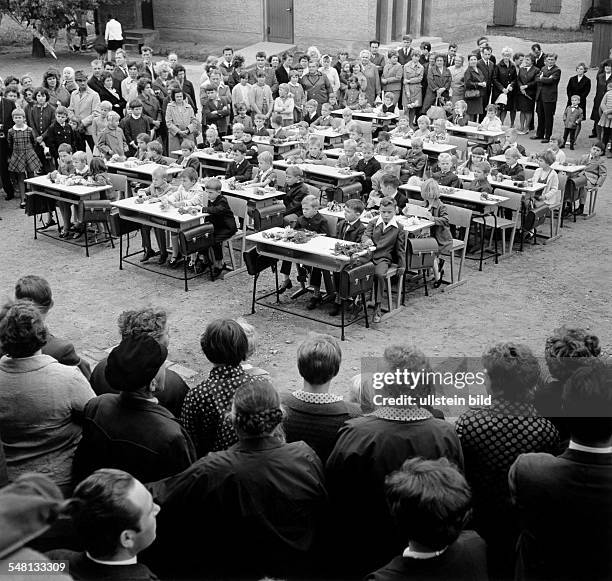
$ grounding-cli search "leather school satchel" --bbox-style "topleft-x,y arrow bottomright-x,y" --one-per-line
407,237 -> 439,270
24,193 -> 56,216
252,202 -> 285,231
243,246 -> 277,276
80,199 -> 112,223
325,183 -> 362,203
179,224 -> 215,256
337,262 -> 376,300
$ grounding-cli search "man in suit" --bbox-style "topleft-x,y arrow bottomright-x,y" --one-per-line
87,58 -> 105,96
477,46 -> 495,119
531,43 -> 546,70
139,45 -> 157,80
0,94 -> 16,205
445,43 -> 458,68
397,35 -> 414,66
473,37 -> 497,64
14,275 -> 91,379
509,360 -> 612,581
532,53 -> 562,142
112,48 -> 129,82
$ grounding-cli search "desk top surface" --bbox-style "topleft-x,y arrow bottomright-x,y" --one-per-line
400,182 -> 509,206
111,196 -> 208,223
107,162 -> 183,176
26,175 -> 111,196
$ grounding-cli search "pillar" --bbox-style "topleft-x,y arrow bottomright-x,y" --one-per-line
409,0 -> 423,36
378,0 -> 394,43
393,0 -> 409,40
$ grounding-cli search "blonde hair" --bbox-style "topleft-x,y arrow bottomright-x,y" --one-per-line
301,194 -> 319,209
258,151 -> 273,164
421,178 -> 441,200
454,100 -> 467,113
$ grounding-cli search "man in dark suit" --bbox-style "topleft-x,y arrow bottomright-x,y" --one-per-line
472,37 -> 497,64
112,48 -> 129,82
445,43 -> 458,68
0,94 -> 16,203
14,275 -> 91,379
477,46 -> 495,119
138,45 -> 157,80
509,360 -> 612,581
397,35 -> 414,66
532,53 -> 562,142
531,43 -> 546,70
87,58 -> 105,96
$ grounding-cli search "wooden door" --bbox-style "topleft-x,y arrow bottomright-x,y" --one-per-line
493,0 -> 517,25
141,0 -> 155,29
266,0 -> 294,43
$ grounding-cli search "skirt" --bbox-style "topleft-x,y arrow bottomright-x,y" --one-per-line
9,139 -> 42,174
515,92 -> 536,114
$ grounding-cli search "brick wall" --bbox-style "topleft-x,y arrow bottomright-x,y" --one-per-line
515,0 -> 590,29
423,0 -> 489,41
98,1 -> 139,31
153,0 -> 263,43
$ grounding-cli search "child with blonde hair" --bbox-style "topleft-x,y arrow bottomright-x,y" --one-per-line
247,151 -> 276,187
412,115 -> 431,139
273,83 -> 295,126
97,111 -> 128,160
477,104 -> 503,132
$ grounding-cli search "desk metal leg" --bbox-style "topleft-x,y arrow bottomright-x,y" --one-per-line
274,266 -> 280,303
33,213 -> 38,240
119,233 -> 123,270
341,301 -> 345,341
251,273 -> 258,314
184,260 -> 189,292
479,220 -> 485,271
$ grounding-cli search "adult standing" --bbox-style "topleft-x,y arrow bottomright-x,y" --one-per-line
300,59 -> 333,113
477,45 -> 495,117
369,40 -> 386,76
492,47 -> 518,127
532,53 -> 561,143
360,49 -> 381,105
464,54 -> 486,122
165,87 -> 198,154
590,60 -> 612,138
42,69 -> 70,107
218,47 -> 235,87
0,90 -> 16,202
86,59 -> 105,96
139,45 -> 157,81
173,64 -> 197,114
566,62 -> 591,139
248,51 -> 278,93
449,54 -> 466,103
112,49 -> 129,83
516,53 -> 539,134
474,37 -> 497,64
445,43 -> 458,68
531,43 -> 546,70
0,301 -> 95,495
381,50 -> 403,106
98,71 -> 125,116
104,13 -> 123,61
68,70 -> 101,153
397,35 -> 414,66
276,52 -> 294,86
422,53 -> 451,113
402,50 -> 423,125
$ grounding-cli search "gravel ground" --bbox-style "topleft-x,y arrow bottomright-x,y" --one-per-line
0,35 -> 610,396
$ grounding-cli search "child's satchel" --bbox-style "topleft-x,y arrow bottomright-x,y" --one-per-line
24,193 -> 56,216
243,246 -> 277,277
338,262 -> 376,300
407,237 -> 439,270
179,224 -> 215,256
252,202 -> 285,231
80,199 -> 112,223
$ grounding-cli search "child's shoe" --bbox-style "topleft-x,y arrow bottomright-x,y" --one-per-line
307,295 -> 322,310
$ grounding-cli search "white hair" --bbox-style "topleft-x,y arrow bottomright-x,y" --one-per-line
501,46 -> 513,57
359,49 -> 371,59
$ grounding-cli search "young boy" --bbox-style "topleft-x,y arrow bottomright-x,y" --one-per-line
231,72 -> 253,116
562,95 -> 583,150
370,458 -> 486,581
174,139 -> 200,173
270,114 -> 288,141
97,111 -> 128,160
52,145 -> 76,236
362,196 -> 406,323
429,118 -> 450,144
311,102 -> 334,127
375,131 -> 401,157
250,71 -> 274,120
146,140 -> 168,165
577,142 -> 607,215
497,146 -> 525,180
356,142 -> 382,196
120,99 -> 154,155
279,195 -> 331,293
288,69 -> 306,122
337,139 -> 361,169
137,166 -> 173,263
201,83 -> 231,136
233,102 -> 253,131
41,105 -> 75,163
466,161 -> 493,194
370,163 -> 401,203
403,137 -> 428,179
204,177 -> 237,278
225,142 -> 253,183
379,173 -> 407,213
302,99 -> 320,125
247,150 -> 276,187
282,165 -> 309,221
252,113 -> 270,137
302,138 -> 328,165
347,122 -> 367,151
390,116 -> 413,138
132,132 -> 151,161
432,152 -> 462,188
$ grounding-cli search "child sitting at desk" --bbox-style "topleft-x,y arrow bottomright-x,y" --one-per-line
375,131 -> 402,157
381,173 -> 407,213
246,150 -> 276,187
356,92 -> 373,112
576,141 -> 607,215
200,126 -> 224,153
347,122 -> 367,151
146,140 -> 169,165
283,165 -> 310,222
497,147 -> 525,180
302,138 -> 328,165
432,152 -> 463,188
52,145 -> 75,237
133,133 -> 151,161
499,128 -> 527,156
225,142 -> 253,183
252,114 -> 270,137
547,136 -> 566,164
303,99 -> 320,126
233,102 -> 253,132
337,139 -> 361,169
412,115 -> 431,139
311,102 -> 334,127
465,161 -> 493,194
174,139 -> 200,173
457,146 -> 487,174
336,108 -> 354,134
362,196 -> 406,323
137,165 -> 173,264
203,177 -> 237,278
429,118 -> 450,144
165,167 -> 207,267
270,114 -> 288,141
356,142 -> 381,196
477,104 -> 503,132
376,92 -> 397,116
279,194 -> 332,293
390,116 -> 414,138
97,111 -> 128,160
370,163 -> 401,202
403,137 -> 428,179
451,100 -> 469,126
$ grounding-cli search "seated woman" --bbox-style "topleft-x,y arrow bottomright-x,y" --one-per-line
0,300 -> 95,495
148,376 -> 327,580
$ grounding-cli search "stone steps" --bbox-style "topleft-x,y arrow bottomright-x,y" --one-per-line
379,36 -> 447,56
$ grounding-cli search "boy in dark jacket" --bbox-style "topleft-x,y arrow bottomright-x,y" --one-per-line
431,152 -> 463,188
225,142 -> 253,183
42,106 -> 76,162
205,178 -> 237,277
356,143 -> 382,196
282,165 -> 310,220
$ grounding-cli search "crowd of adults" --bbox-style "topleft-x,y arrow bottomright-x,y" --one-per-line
0,274 -> 611,581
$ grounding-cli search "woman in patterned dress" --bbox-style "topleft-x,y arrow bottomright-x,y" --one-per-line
180,319 -> 248,457
8,107 -> 41,207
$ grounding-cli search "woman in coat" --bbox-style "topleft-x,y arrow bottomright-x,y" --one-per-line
597,81 -> 612,154
464,54 -> 486,121
98,71 -> 126,117
422,54 -> 451,113
449,54 -> 466,104
515,54 -> 540,134
173,65 -> 198,114
590,60 -> 612,138
381,50 -> 403,106
402,50 -> 424,125
42,69 -> 71,107
136,78 -> 161,125
492,47 -> 517,126
565,63 -> 591,139
165,87 -> 199,153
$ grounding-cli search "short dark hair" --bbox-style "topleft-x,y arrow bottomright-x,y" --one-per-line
223,46 -> 234,54
231,142 -> 247,154
297,334 -> 342,385
15,275 -> 53,313
69,469 -> 141,558
544,326 -> 601,381
255,51 -> 267,59
448,43 -> 458,50
379,196 -> 397,209
173,64 -> 186,77
170,87 -> 184,101
136,78 -> 150,93
380,174 -> 400,190
117,308 -> 167,342
129,98 -> 143,109
482,342 -> 540,402
563,360 -> 612,443
32,87 -> 50,101
200,319 -> 248,366
385,457 -> 471,550
179,167 -> 198,182
369,39 -> 380,47
345,198 -> 365,213
0,300 -> 48,358
531,43 -> 542,51
141,45 -> 152,54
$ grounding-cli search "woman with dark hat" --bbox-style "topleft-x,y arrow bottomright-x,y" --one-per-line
73,334 -> 196,485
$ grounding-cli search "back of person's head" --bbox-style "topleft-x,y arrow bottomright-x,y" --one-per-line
563,360 -> 612,444
482,342 -> 539,402
297,334 -> 342,386
117,308 -> 168,344
14,275 -> 53,314
231,376 -> 283,437
90,157 -> 107,175
68,469 -> 159,559
385,457 -> 471,551
545,326 -> 601,382
380,174 -> 400,190
200,319 -> 248,366
0,300 -> 48,358
382,345 -> 433,399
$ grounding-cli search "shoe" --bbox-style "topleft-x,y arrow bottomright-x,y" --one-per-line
574,204 -> 585,216
329,302 -> 341,316
44,218 -> 56,228
589,133 -> 597,138
570,144 -> 575,150
529,136 -> 541,140
211,267 -> 223,279
540,139 -> 549,143
433,270 -> 445,288
559,143 -> 565,149
168,256 -> 181,267
307,296 -> 322,310
278,279 -> 293,294
373,307 -> 382,324
140,249 -> 157,263
20,201 -> 26,209
158,253 -> 168,265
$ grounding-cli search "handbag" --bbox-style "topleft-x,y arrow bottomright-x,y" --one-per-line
465,89 -> 481,99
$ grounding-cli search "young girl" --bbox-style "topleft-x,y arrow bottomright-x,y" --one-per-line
345,76 -> 362,110
547,136 -> 566,164
250,71 -> 274,120
89,157 -> 112,187
351,62 -> 368,94
478,104 -> 503,132
356,92 -> 372,112
532,150 -> 560,208
288,70 -> 306,122
248,151 -> 277,188
234,102 -> 253,131
131,133 -> 151,161
458,146 -> 487,174
69,151 -> 92,238
201,126 -> 224,153
429,118 -> 450,143
347,122 -> 367,152
466,161 -> 493,194
91,100 -> 112,150
390,116 -> 414,138
451,100 -> 469,126
273,83 -> 295,126
8,108 -> 42,208
412,115 -> 431,139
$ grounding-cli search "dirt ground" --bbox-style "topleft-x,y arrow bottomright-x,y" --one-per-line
0,35 -> 610,395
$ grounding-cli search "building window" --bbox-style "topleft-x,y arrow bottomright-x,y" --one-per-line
531,0 -> 562,13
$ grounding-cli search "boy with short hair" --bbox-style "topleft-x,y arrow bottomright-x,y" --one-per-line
497,147 -> 525,180
362,196 -> 406,323
288,69 -> 306,122
432,152 -> 462,188
252,113 -> 270,137
250,71 -> 274,120
41,105 -> 76,163
576,142 -> 607,215
562,94 -> 583,150
466,161 -> 493,194
132,132 -> 151,161
356,142 -> 382,196
146,140 -> 168,165
303,99 -> 320,125
270,114 -> 288,140
347,121 -> 367,151
403,137 -> 428,178
311,102 -> 334,127
175,139 -> 200,172
97,111 -> 128,160
499,127 -> 527,156
375,131 -> 401,157
282,165 -> 310,221
337,139 -> 361,170
302,138 -> 328,165
201,83 -> 231,136
380,173 -> 407,213
120,98 -> 154,155
204,177 -> 237,277
225,142 -> 252,183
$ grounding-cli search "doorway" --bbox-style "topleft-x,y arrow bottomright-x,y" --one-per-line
266,0 -> 293,43
141,0 -> 155,29
493,0 -> 517,26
